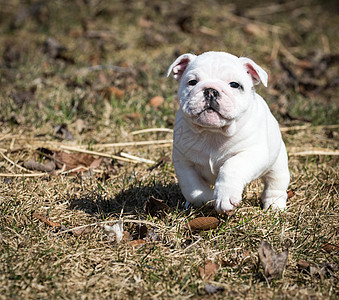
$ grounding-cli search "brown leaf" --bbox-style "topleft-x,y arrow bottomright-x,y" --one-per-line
102,86 -> 125,99
124,112 -> 142,121
71,227 -> 93,236
12,90 -> 35,107
145,196 -> 170,217
24,159 -> 56,172
149,96 -> 164,108
258,240 -> 288,279
129,239 -> 146,249
297,259 -> 310,271
287,189 -> 295,199
199,260 -> 219,279
187,217 -> 219,231
89,158 -> 103,169
33,212 -> 61,228
54,124 -> 74,141
54,151 -> 97,171
297,259 -> 336,279
321,243 -> 339,253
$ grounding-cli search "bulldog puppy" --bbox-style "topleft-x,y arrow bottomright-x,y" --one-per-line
167,51 -> 290,214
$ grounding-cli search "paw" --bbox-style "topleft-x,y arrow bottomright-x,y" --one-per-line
213,189 -> 242,214
261,190 -> 287,211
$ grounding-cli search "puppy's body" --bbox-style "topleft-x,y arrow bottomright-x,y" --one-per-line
168,51 -> 290,213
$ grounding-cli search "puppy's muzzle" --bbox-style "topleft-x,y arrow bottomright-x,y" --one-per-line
203,88 -> 220,111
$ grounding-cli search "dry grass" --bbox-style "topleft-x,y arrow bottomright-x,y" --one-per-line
1,0 -> 338,299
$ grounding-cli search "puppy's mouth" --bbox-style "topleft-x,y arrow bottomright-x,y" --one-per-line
192,107 -> 229,128
198,103 -> 225,119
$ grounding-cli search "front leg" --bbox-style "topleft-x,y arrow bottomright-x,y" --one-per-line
174,159 -> 214,207
214,151 -> 268,213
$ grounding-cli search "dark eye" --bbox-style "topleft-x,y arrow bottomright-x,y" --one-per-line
229,82 -> 241,89
188,80 -> 198,86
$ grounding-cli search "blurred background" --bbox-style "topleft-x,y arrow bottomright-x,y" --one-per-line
0,0 -> 338,141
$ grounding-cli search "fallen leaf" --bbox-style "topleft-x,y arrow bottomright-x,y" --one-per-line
33,212 -> 61,228
102,86 -> 125,99
204,284 -> 225,294
89,158 -> 103,169
199,260 -> 219,279
287,189 -> 295,199
297,259 -> 310,271
54,151 -> 97,171
149,96 -> 164,108
124,112 -> 142,121
54,124 -> 74,141
321,243 -> 339,253
71,227 -> 93,236
103,220 -> 124,243
145,196 -> 170,217
129,239 -> 146,248
12,90 -> 35,107
297,259 -> 337,279
258,240 -> 288,279
187,217 -> 219,231
24,159 -> 56,172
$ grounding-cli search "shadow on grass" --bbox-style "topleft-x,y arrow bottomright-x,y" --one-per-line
68,182 -> 186,217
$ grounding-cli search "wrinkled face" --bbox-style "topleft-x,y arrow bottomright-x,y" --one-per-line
177,53 -> 254,129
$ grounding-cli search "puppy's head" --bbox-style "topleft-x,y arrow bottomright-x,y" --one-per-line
167,51 -> 268,129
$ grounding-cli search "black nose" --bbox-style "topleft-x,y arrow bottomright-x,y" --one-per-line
203,88 -> 220,111
204,88 -> 219,102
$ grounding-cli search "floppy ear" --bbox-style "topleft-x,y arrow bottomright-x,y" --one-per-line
239,57 -> 268,87
167,53 -> 197,81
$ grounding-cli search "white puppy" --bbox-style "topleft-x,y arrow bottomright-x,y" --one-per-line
167,51 -> 290,214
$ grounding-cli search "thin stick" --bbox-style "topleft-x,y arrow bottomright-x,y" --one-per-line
120,152 -> 155,164
131,128 -> 173,135
246,2 -> 307,17
59,145 -> 140,163
279,43 -> 300,64
93,139 -> 173,148
0,133 -> 15,142
289,150 -> 339,156
86,64 -> 130,73
0,151 -> 33,172
0,173 -> 46,177
280,124 -> 339,132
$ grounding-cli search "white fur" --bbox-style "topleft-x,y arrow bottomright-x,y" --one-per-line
168,51 -> 290,213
